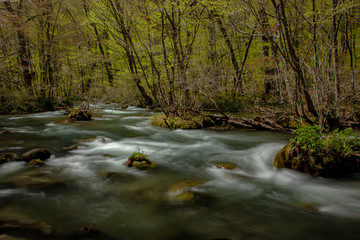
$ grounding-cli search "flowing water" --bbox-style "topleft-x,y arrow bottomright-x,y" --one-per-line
0,105 -> 359,240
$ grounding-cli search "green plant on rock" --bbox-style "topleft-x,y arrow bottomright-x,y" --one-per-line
290,126 -> 360,157
27,159 -> 45,167
290,126 -> 323,154
276,127 -> 360,177
126,151 -> 156,169
324,128 -> 360,157
68,108 -> 92,121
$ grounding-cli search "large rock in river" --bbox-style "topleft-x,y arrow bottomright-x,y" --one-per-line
21,148 -> 51,162
274,143 -> 360,177
68,108 -> 92,121
126,153 -> 156,169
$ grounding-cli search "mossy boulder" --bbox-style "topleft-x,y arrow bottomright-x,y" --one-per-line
125,152 -> 156,169
21,148 -> 51,162
0,152 -> 20,165
274,143 -> 360,177
68,108 -> 92,121
150,113 -> 214,129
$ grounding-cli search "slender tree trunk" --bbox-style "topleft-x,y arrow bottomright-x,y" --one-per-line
107,0 -> 153,106
271,0 -> 318,117
4,1 -> 33,93
161,3 -> 174,106
207,12 -> 219,89
258,5 -> 277,95
233,28 -> 255,94
345,12 -> 356,96
332,0 -> 340,106
216,16 -> 242,92
91,23 -> 114,87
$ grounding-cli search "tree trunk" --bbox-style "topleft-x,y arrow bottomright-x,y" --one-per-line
216,17 -> 242,92
332,0 -> 340,106
91,23 -> 114,87
4,1 -> 33,93
271,0 -> 318,117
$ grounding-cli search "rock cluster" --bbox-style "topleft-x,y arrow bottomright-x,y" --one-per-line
0,148 -> 52,167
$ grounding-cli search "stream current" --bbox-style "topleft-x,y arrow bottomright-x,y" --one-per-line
0,105 -> 359,239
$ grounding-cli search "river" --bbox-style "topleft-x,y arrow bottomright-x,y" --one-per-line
0,105 -> 359,240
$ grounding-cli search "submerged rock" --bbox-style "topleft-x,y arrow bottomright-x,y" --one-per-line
21,148 -> 51,162
215,163 -> 237,170
97,171 -> 136,182
126,152 -> 156,169
53,118 -> 74,124
0,170 -> 66,190
75,136 -> 111,143
274,143 -> 360,177
167,179 -> 205,203
0,152 -> 20,165
61,144 -> 85,151
0,220 -> 55,239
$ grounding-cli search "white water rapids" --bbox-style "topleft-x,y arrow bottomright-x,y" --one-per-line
0,106 -> 359,239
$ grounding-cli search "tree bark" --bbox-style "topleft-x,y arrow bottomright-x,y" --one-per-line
271,0 -> 318,117
216,16 -> 242,92
4,1 -> 33,92
91,23 -> 114,87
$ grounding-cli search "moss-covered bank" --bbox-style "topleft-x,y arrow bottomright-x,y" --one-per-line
149,113 -> 214,129
274,126 -> 360,177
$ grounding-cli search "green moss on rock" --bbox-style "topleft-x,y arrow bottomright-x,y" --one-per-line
68,108 -> 92,121
167,179 -> 205,203
27,159 -> 45,167
149,113 -> 214,129
274,143 -> 360,177
126,152 -> 156,169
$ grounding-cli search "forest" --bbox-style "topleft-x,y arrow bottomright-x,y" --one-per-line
1,0 -> 360,129
1,1 -> 360,238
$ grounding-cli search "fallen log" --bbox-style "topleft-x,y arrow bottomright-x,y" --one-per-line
210,115 -> 287,131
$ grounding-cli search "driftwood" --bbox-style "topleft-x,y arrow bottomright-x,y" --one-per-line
211,115 -> 287,131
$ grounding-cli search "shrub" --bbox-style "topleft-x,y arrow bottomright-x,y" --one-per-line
290,126 -> 360,158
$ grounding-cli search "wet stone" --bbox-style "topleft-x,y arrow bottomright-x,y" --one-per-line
167,179 -> 205,204
0,152 -> 19,165
215,163 -> 237,170
61,144 -> 86,151
0,170 -> 66,191
21,148 -> 51,162
75,136 -> 112,143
